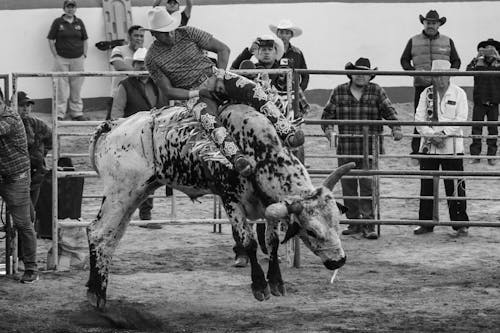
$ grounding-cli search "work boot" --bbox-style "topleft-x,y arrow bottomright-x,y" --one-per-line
341,225 -> 361,235
20,270 -> 39,284
362,225 -> 378,240
285,129 -> 305,148
413,226 -> 434,235
470,158 -> 481,164
455,227 -> 469,237
488,158 -> 497,166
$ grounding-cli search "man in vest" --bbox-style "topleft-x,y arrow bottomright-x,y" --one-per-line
400,10 -> 461,158
110,47 -> 169,224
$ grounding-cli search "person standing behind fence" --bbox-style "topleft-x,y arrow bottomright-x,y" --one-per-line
153,0 -> 192,26
107,25 -> 145,119
16,92 -> 52,224
321,57 -> 403,240
400,10 -> 460,159
467,38 -> 500,166
47,0 -> 88,121
414,59 -> 469,236
269,19 -> 309,91
0,94 -> 39,283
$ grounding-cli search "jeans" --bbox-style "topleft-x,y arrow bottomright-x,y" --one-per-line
419,156 -> 469,230
469,103 -> 499,156
0,176 -> 37,271
339,158 -> 374,220
53,55 -> 85,119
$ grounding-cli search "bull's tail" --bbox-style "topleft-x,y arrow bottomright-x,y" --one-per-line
89,120 -> 115,175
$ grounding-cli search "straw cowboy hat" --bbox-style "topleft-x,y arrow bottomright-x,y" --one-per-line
269,19 -> 303,37
142,7 -> 181,32
477,38 -> 500,52
419,10 -> 446,26
345,57 -> 378,80
256,35 -> 285,60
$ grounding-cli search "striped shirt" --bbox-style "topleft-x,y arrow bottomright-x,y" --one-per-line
0,105 -> 30,176
145,26 -> 214,90
321,82 -> 400,156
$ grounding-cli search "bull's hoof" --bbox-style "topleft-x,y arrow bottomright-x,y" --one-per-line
269,281 -> 286,296
87,290 -> 107,311
251,284 -> 271,301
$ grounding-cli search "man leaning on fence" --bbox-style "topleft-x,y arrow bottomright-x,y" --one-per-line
321,57 -> 403,240
466,38 -> 500,166
0,89 -> 39,283
414,59 -> 470,236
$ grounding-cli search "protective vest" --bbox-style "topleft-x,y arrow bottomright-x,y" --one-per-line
120,78 -> 166,117
411,33 -> 451,86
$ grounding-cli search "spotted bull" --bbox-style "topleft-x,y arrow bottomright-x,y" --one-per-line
86,104 -> 354,309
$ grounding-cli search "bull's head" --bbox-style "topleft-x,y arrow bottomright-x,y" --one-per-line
264,162 -> 355,270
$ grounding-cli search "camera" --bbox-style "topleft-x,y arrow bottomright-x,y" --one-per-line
279,58 -> 289,68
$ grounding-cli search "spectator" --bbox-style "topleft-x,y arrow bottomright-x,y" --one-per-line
269,19 -> 309,91
414,60 -> 469,236
321,57 -> 403,240
230,35 -> 310,119
0,95 -> 39,283
153,0 -> 192,26
400,10 -> 460,158
108,24 -> 145,118
143,8 -> 304,177
466,38 -> 500,165
110,48 -> 169,225
16,91 -> 52,223
47,0 -> 88,121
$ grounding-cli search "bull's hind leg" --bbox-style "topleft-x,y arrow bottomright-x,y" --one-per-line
222,199 -> 270,301
86,181 -> 157,310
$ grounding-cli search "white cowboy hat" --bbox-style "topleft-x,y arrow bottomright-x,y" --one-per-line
133,48 -> 148,62
255,34 -> 285,60
142,7 -> 181,32
269,19 -> 303,38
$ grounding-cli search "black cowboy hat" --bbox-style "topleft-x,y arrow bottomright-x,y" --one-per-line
345,57 -> 377,80
419,10 -> 446,26
477,38 -> 500,52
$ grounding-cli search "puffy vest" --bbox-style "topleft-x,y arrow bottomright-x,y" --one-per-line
120,77 -> 167,117
411,33 -> 451,86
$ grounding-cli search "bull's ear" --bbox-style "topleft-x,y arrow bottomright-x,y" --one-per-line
281,222 -> 301,244
336,202 -> 348,214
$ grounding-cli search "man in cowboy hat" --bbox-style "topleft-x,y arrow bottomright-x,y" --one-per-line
321,57 -> 403,240
466,38 -> 500,165
269,19 -> 309,91
414,60 -> 470,236
143,7 -> 304,176
400,10 -> 461,158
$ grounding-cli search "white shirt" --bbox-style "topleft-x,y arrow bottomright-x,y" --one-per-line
109,44 -> 136,96
415,83 -> 469,154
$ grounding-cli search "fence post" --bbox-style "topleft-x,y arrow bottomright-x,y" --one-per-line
432,175 -> 440,224
374,134 -> 381,236
49,78 -> 59,270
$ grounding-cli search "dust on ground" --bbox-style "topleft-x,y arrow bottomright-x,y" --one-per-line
1,104 -> 500,333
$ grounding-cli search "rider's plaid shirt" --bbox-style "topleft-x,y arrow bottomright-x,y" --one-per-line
321,82 -> 401,156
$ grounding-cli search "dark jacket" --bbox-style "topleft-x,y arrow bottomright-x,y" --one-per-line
120,77 -> 168,117
466,57 -> 500,104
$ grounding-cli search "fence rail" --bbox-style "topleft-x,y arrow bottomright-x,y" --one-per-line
4,68 -> 500,275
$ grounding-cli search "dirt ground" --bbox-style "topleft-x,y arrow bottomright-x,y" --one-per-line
1,104 -> 500,333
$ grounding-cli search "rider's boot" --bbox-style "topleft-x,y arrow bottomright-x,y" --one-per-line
260,101 -> 305,147
212,127 -> 254,177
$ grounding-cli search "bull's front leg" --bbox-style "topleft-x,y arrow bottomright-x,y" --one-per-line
265,219 -> 286,296
87,181 -> 156,310
222,199 -> 270,301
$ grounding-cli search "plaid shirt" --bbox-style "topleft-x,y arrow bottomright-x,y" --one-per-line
22,115 -> 52,171
0,105 -> 30,176
321,82 -> 400,156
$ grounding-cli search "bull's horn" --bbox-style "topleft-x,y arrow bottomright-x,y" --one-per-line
323,162 -> 356,190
